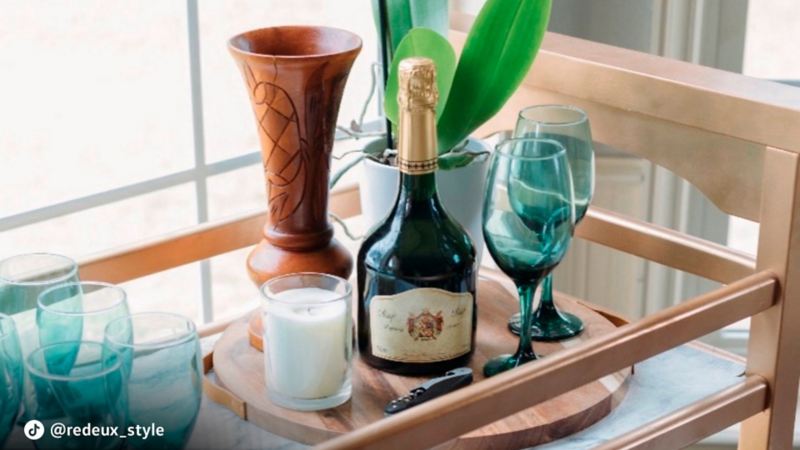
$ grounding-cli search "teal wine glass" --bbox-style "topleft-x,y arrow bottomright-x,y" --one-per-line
24,341 -> 127,450
483,138 -> 575,376
508,105 -> 595,341
104,313 -> 202,449
0,253 -> 79,356
0,314 -> 23,447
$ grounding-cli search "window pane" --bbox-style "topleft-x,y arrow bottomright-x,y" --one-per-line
207,164 -> 264,220
198,0 -> 379,163
743,0 -> 800,79
0,1 -> 195,216
124,262 -> 202,322
210,248 -> 258,320
0,184 -> 197,257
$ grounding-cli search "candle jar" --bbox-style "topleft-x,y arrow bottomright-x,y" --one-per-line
260,273 -> 353,411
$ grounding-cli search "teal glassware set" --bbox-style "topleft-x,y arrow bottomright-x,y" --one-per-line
0,253 -> 202,449
483,105 -> 595,376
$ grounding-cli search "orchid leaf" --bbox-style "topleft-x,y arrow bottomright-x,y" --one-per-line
372,0 -> 449,59
385,28 -> 456,125
437,0 -> 552,154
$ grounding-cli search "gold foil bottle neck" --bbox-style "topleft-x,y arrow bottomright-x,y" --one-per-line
398,57 -> 438,112
397,57 -> 438,174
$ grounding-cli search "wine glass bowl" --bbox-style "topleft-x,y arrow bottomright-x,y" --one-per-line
482,138 -> 575,376
508,105 -> 595,341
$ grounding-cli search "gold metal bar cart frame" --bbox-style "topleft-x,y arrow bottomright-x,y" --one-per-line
75,16 -> 800,450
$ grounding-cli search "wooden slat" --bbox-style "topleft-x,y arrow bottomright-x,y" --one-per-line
740,148 -> 800,449
477,84 -> 765,221
328,182 -> 362,220
77,183 -> 360,283
316,271 -> 777,450
78,181 -> 753,287
79,210 -> 265,284
578,206 -> 756,284
596,376 -> 768,450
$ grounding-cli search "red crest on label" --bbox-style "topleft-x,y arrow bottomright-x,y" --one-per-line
407,309 -> 444,341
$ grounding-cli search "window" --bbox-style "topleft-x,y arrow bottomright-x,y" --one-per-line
0,0 -> 378,323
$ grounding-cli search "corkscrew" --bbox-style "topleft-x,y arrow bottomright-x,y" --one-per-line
384,367 -> 474,415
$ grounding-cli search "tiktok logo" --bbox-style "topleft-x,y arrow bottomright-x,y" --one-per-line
24,420 -> 45,441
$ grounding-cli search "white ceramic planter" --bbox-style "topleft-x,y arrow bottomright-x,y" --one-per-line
359,138 -> 491,264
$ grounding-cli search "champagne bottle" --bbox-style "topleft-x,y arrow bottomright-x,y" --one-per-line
357,57 -> 477,375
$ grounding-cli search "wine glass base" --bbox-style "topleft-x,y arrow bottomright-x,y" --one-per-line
483,353 -> 538,377
508,311 -> 585,341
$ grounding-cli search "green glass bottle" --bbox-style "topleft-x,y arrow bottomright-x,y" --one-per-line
357,57 -> 477,375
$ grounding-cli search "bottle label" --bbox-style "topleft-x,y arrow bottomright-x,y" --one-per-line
369,288 -> 473,363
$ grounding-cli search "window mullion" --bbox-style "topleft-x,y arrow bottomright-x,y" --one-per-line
186,0 -> 214,324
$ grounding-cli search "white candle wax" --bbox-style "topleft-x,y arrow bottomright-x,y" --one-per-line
263,287 -> 349,400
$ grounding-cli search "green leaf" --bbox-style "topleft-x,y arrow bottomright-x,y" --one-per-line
372,0 -> 449,58
437,0 -> 552,153
384,28 -> 456,125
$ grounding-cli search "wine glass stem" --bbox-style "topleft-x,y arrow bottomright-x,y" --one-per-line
515,281 -> 538,360
539,274 -> 557,313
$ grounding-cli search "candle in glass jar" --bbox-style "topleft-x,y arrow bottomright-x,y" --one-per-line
263,287 -> 349,400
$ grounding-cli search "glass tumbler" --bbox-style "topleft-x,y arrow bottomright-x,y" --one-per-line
104,312 -> 202,450
37,281 -> 130,347
24,341 -> 127,450
0,253 -> 79,355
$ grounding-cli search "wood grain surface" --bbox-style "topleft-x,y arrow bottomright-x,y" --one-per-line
210,274 -> 631,449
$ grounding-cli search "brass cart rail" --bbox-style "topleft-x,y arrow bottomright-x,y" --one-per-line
77,17 -> 800,450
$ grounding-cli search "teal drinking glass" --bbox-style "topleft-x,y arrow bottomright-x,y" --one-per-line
482,138 -> 575,376
104,313 -> 202,449
508,105 -> 595,341
37,282 -> 130,347
0,253 -> 79,355
0,314 -> 23,447
24,341 -> 127,450
0,253 -> 80,424
34,282 -> 129,421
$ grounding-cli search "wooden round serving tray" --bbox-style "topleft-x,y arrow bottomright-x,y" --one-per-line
211,273 -> 631,449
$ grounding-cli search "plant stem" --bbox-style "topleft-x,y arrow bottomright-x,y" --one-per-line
376,0 -> 394,149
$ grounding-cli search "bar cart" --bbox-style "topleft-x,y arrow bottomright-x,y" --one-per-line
75,15 -> 800,450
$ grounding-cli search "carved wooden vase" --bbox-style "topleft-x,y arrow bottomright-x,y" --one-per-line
229,26 -> 361,286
